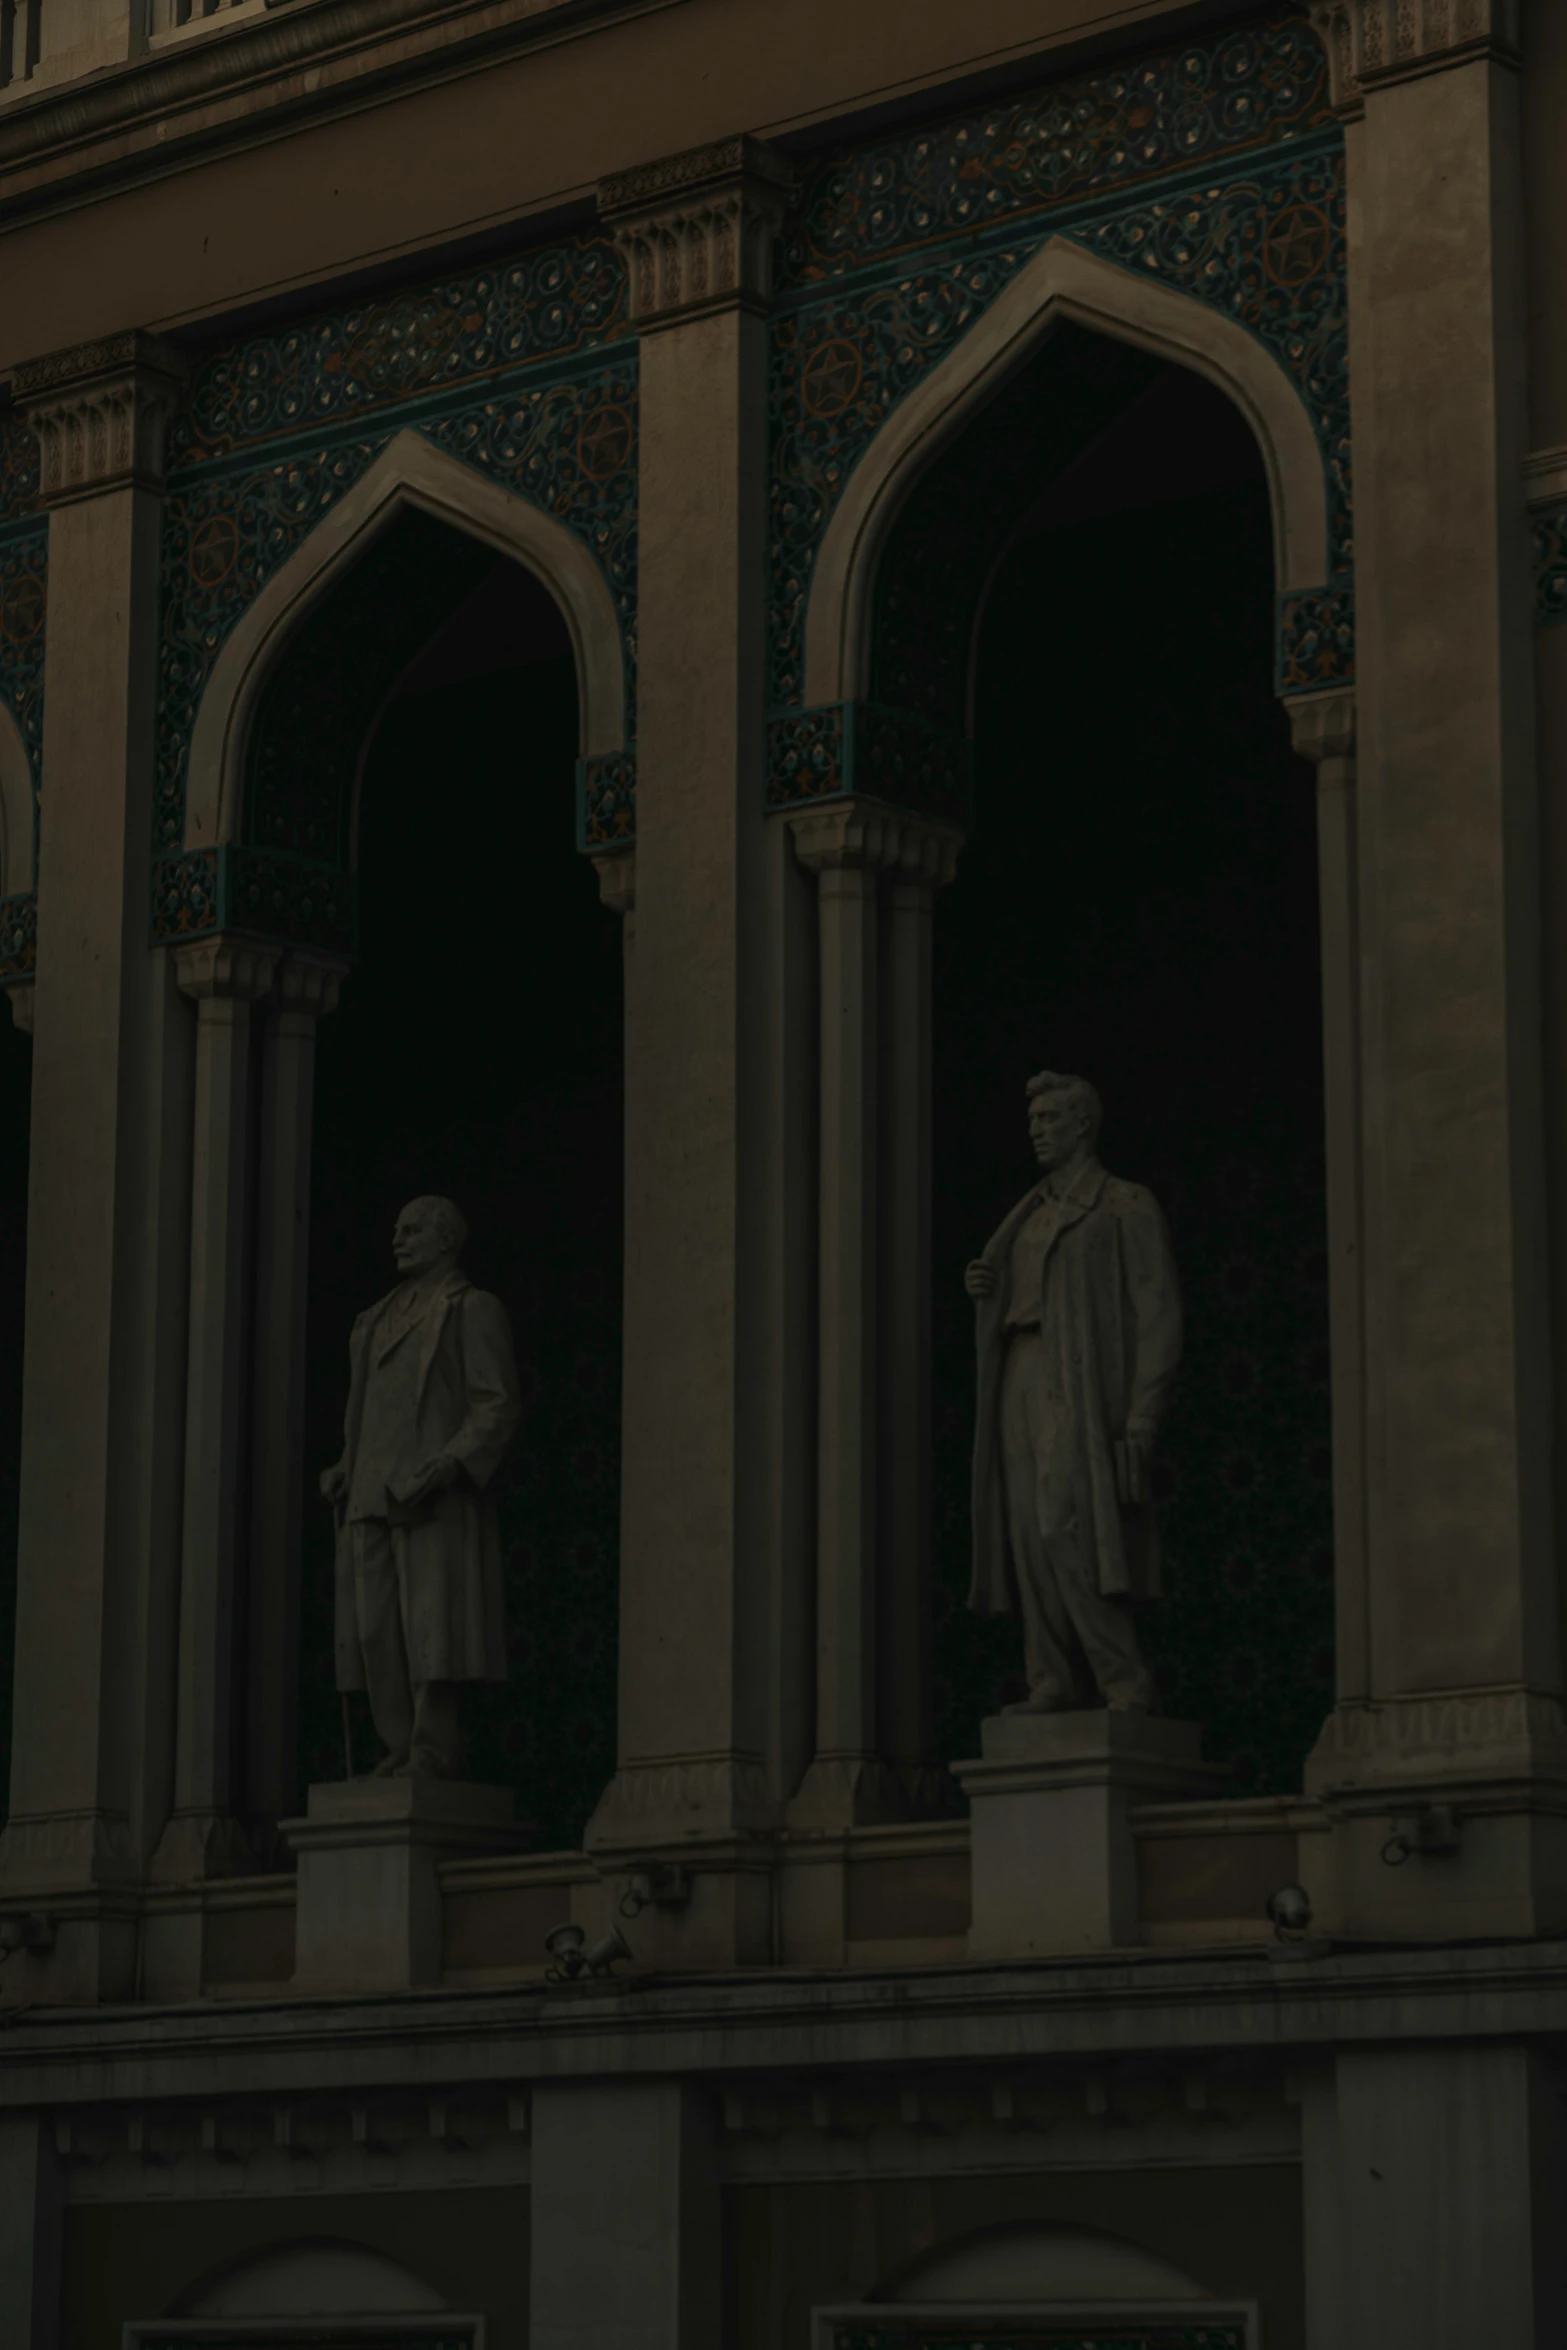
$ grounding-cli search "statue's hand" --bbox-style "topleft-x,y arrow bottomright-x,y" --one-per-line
1115,1432 -> 1154,1506
392,1453 -> 459,1510
321,1458 -> 348,1507
965,1259 -> 997,1300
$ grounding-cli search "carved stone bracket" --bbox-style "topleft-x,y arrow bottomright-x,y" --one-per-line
590,844 -> 636,919
1310,0 -> 1521,116
598,137 -> 794,327
787,798 -> 963,888
1285,689 -> 1357,769
12,330 -> 186,505
276,949 -> 347,1021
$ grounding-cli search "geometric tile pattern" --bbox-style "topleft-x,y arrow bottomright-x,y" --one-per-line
1536,498 -> 1567,627
764,699 -> 972,824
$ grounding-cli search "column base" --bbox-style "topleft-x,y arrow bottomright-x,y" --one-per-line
953,1709 -> 1225,1957
1303,1691 -> 1567,1940
283,1778 -> 526,1994
585,1754 -> 779,1849
147,1808 -> 259,1886
0,1809 -> 139,2003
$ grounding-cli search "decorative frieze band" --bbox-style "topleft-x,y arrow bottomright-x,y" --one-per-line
12,331 -> 186,505
598,137 -> 793,326
1310,0 -> 1522,115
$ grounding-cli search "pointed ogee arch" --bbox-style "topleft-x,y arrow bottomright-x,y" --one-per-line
184,427 -> 627,853
802,234 -> 1333,709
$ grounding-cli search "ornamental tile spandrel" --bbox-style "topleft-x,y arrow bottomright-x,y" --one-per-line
1309,0 -> 1521,115
598,136 -> 794,326
12,330 -> 186,505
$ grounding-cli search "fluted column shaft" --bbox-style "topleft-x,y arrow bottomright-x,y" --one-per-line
788,801 -> 958,1829
150,938 -> 276,1881
246,952 -> 345,1836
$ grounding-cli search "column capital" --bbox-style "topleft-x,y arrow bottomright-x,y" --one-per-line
277,949 -> 349,1019
1310,0 -> 1521,116
172,937 -> 278,1004
11,331 -> 186,506
1286,689 -> 1357,766
598,137 -> 793,327
787,798 -> 962,886
5,980 -> 33,1035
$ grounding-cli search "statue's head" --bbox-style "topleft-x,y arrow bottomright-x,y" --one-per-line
392,1195 -> 469,1279
1025,1070 -> 1101,1173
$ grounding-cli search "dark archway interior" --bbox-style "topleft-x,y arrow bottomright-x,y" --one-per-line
295,534 -> 622,1850
913,337 -> 1334,1793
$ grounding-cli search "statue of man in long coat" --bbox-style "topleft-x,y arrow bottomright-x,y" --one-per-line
321,1195 -> 522,1778
966,1072 -> 1181,1713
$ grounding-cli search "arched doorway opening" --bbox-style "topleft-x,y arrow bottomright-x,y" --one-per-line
292,529 -> 623,1847
920,336 -> 1332,1790
787,263 -> 1341,1813
163,441 -> 628,1871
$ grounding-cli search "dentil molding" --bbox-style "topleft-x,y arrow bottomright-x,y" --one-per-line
12,331 -> 185,505
1310,0 -> 1522,114
598,136 -> 793,327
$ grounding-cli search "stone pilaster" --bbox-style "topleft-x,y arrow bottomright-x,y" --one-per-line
0,334 -> 192,1998
584,140 -> 800,1919
786,801 -> 960,1831
1297,5 -> 1563,1938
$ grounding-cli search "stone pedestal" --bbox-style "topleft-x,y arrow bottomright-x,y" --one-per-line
954,1711 -> 1224,1958
284,1780 -> 525,1995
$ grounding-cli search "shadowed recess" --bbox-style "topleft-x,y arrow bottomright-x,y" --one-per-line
919,345 -> 1332,1793
293,542 -> 622,1850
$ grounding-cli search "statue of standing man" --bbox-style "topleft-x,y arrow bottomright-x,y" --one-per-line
322,1196 -> 522,1779
966,1073 -> 1181,1714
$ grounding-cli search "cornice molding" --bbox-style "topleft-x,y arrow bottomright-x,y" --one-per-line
14,330 -> 186,504
1310,0 -> 1522,117
0,0 -> 670,231
598,135 -> 792,326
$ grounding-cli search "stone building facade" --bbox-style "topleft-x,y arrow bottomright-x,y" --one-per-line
0,0 -> 1565,2341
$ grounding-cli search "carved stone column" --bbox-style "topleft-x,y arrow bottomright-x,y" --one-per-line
150,938 -> 277,1883
1287,691 -> 1368,1713
787,802 -> 959,1830
0,334 -> 190,1997
585,141 -> 802,1922
1300,2 -> 1564,1939
880,825 -> 960,1799
246,951 -> 347,1842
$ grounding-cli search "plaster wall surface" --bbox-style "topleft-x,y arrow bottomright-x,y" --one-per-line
0,0 -> 1236,366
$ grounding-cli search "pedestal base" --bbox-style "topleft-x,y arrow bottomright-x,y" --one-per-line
283,1779 -> 527,1994
953,1710 -> 1225,1957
